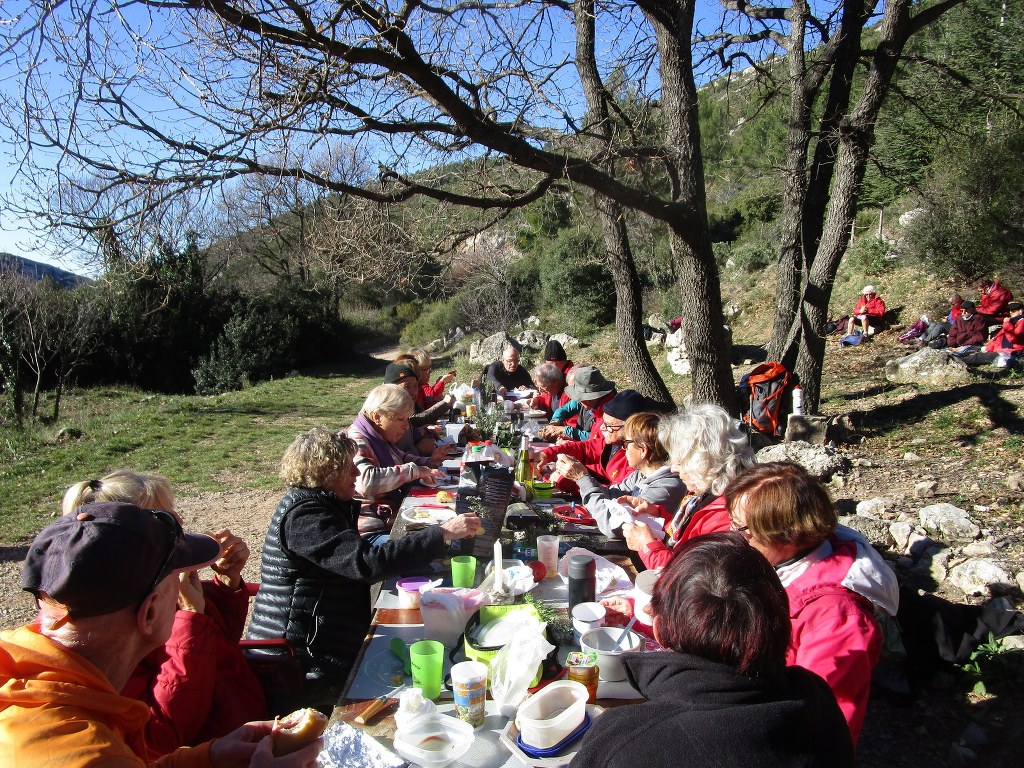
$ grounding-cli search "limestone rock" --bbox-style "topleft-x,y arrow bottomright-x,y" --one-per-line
646,313 -> 667,330
949,558 -> 1013,596
469,331 -> 517,365
889,522 -> 913,553
667,347 -> 691,376
1006,472 -> 1024,492
516,329 -> 549,350
839,515 -> 894,549
885,347 -> 971,386
524,315 -> 542,328
857,497 -> 895,517
755,442 -> 849,481
549,333 -> 579,348
929,549 -> 952,583
919,503 -> 981,541
427,339 -> 444,353
904,451 -> 923,463
962,539 -> 998,558
915,480 -> 939,498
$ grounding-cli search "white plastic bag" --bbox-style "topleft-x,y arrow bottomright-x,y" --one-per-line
488,619 -> 555,717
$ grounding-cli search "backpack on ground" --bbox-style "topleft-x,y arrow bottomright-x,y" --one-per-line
738,361 -> 793,438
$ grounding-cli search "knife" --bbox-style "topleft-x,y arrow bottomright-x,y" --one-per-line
354,683 -> 408,725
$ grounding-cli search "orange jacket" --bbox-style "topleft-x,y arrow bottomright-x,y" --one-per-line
0,624 -> 213,768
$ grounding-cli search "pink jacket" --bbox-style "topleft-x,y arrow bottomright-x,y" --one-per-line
638,495 -> 730,571
123,580 -> 266,759
778,528 -> 899,745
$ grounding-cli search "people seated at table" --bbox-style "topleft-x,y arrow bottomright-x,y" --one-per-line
383,361 -> 452,455
725,462 -> 899,744
537,389 -> 654,491
556,412 -> 685,538
622,403 -> 755,570
570,532 -> 855,768
538,366 -> 616,442
1,501 -> 318,768
845,285 -> 886,336
543,338 -> 574,375
409,347 -> 457,408
484,345 -> 534,395
60,470 -> 266,759
960,301 -> 1024,368
976,277 -> 1013,323
528,362 -> 569,418
246,428 -> 481,714
348,384 -> 448,541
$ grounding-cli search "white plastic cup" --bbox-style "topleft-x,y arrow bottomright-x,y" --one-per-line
571,601 -> 606,640
632,569 -> 660,632
536,535 -> 560,579
450,660 -> 488,728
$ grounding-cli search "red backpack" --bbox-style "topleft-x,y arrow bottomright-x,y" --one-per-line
739,362 -> 793,437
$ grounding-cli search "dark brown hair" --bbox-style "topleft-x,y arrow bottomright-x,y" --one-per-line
650,531 -> 791,678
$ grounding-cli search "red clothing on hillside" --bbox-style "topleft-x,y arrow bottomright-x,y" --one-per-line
977,280 -> 1013,319
123,580 -> 266,759
984,314 -> 1024,354
852,294 -> 886,319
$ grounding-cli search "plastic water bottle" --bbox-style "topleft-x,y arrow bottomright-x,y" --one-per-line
792,385 -> 804,416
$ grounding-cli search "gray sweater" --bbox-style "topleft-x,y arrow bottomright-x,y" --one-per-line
577,465 -> 686,537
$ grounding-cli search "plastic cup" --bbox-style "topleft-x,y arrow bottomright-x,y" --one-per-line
396,576 -> 430,609
409,640 -> 444,701
450,660 -> 488,728
536,535 -> 560,579
571,601 -> 606,640
451,555 -> 477,588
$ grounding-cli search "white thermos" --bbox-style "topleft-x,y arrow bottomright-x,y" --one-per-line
792,385 -> 804,416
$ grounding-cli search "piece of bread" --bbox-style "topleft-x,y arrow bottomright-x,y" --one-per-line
271,708 -> 328,756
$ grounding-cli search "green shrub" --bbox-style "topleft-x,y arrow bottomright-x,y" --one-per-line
846,236 -> 895,275
401,299 -> 465,345
538,231 -> 614,329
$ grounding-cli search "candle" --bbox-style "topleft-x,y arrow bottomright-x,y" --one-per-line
493,539 -> 503,592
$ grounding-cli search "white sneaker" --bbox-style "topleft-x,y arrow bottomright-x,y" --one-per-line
994,355 -> 1009,368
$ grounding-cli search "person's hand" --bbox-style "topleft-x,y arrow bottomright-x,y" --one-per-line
555,455 -> 586,483
208,720 -> 321,767
622,521 -> 657,552
617,496 -> 659,517
600,597 -> 634,627
416,465 -> 447,481
441,513 -> 483,541
210,529 -> 249,590
538,424 -> 564,441
497,386 -> 508,397
428,443 -> 449,465
440,371 -> 457,386
177,570 -> 205,613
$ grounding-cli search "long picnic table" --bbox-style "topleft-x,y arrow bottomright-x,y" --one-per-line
327,443 -> 646,767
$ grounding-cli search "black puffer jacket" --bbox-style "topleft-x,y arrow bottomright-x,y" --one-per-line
246,487 -> 446,689
570,652 -> 854,768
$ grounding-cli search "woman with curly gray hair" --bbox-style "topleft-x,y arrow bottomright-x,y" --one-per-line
247,427 -> 480,714
621,403 -> 754,570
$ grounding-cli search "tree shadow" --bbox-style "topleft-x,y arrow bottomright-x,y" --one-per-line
0,546 -> 29,563
730,344 -> 768,365
847,381 -> 1024,439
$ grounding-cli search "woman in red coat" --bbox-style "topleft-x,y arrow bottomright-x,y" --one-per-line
845,285 -> 886,336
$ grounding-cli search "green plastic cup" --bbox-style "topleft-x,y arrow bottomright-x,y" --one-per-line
409,639 -> 445,701
451,555 -> 477,588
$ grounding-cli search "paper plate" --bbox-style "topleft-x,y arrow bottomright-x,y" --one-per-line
402,506 -> 457,526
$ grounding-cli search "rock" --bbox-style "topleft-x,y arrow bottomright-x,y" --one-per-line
1002,634 -> 1024,650
755,442 -> 849,481
449,327 -> 466,343
919,503 -> 981,541
1006,472 -> 1024,492
665,328 -> 684,349
904,451 -> 923,463
1018,571 -> 1024,593
962,540 -> 997,557
948,744 -> 977,767
469,331 -> 517,365
427,339 -> 444,353
885,348 -> 972,386
723,303 -> 742,321
646,313 -> 667,330
929,548 -> 952,583
549,333 -> 579,348
667,347 -> 691,376
915,480 -> 938,498
960,723 -> 988,749
899,207 -> 928,227
524,315 -> 542,328
515,329 -> 549,350
784,414 -> 828,444
839,515 -> 894,548
890,522 -> 914,553
949,558 -> 1013,596
907,533 -> 937,557
857,497 -> 895,517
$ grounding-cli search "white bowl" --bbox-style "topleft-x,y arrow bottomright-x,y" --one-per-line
393,713 -> 474,767
579,627 -> 642,682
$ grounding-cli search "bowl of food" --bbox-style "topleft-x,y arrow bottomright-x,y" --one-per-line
393,713 -> 474,768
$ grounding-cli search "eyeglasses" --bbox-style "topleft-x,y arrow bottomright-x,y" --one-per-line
622,439 -> 636,447
138,510 -> 184,605
600,423 -> 624,433
729,517 -> 750,534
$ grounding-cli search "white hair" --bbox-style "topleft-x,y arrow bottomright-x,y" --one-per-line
660,403 -> 754,495
361,383 -> 413,419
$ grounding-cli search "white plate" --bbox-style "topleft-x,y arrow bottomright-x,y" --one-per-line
499,704 -> 604,767
401,506 -> 457,526
441,458 -> 463,471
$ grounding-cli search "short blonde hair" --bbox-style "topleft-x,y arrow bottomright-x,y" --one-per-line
361,383 -> 414,420
408,348 -> 432,379
661,404 -> 754,495
62,469 -> 175,515
279,428 -> 357,489
624,412 -> 669,465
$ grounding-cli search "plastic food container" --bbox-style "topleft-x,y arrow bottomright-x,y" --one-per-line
580,627 -> 643,682
397,577 -> 430,609
514,680 -> 589,750
393,713 -> 475,768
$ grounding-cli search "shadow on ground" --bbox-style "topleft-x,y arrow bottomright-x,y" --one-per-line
0,546 -> 29,563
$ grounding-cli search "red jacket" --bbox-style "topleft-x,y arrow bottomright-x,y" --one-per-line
853,294 -> 885,318
638,495 -> 730,571
985,314 -> 1024,354
977,280 -> 1013,318
534,389 -> 571,418
123,580 -> 266,759
539,429 -> 634,490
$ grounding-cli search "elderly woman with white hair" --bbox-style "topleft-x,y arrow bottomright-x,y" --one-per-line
622,403 -> 755,570
528,362 -> 569,417
347,383 -> 448,541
